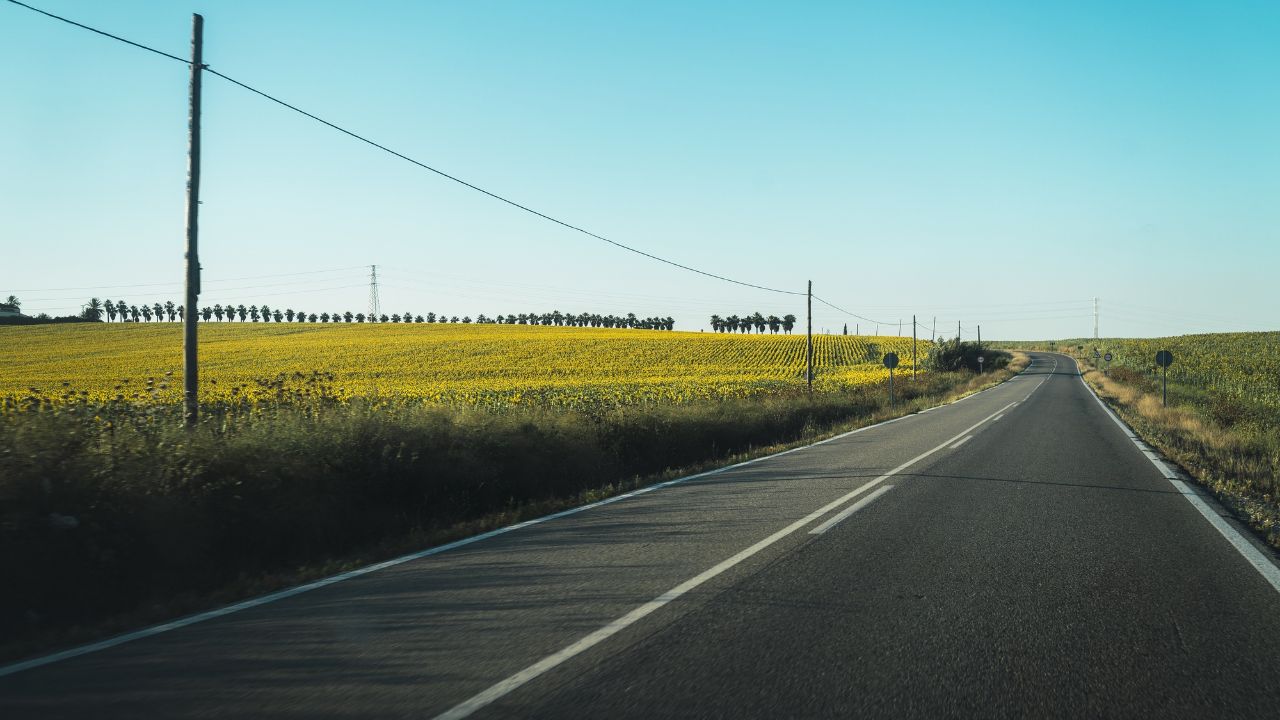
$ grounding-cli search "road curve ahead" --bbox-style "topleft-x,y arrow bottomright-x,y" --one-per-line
4,352 -> 1280,718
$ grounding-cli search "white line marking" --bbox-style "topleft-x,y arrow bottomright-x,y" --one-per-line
992,413 -> 1005,422
1073,357 -> 1280,595
0,366 -> 1030,679
949,435 -> 974,450
809,485 -> 895,535
433,399 -> 1018,720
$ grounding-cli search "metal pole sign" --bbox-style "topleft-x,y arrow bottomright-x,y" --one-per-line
1103,351 -> 1113,373
977,355 -> 984,373
1155,350 -> 1174,406
883,352 -> 899,410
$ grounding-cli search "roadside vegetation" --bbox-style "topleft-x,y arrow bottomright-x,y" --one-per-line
1009,336 -> 1280,551
0,324 -> 1014,661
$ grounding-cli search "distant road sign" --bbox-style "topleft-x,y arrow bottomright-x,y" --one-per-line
1093,349 -> 1101,358
883,352 -> 899,369
1104,352 -> 1113,362
978,356 -> 985,363
1155,350 -> 1174,368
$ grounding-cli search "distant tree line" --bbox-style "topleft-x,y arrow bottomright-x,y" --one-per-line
79,298 -> 676,329
709,313 -> 797,334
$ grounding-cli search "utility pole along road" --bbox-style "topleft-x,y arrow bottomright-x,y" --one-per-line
5,352 -> 1280,717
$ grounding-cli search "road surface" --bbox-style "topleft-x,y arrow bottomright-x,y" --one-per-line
4,352 -> 1280,718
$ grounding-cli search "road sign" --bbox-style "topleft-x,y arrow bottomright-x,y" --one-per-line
1155,350 -> 1174,406
1155,350 -> 1173,368
883,352 -> 899,369
1104,352 -> 1113,362
1093,349 -> 1101,358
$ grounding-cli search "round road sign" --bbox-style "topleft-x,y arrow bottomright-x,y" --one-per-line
883,352 -> 899,369
1104,352 -> 1113,362
1155,350 -> 1174,368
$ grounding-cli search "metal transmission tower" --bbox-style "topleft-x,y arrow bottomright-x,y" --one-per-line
369,265 -> 381,322
1094,297 -> 1099,339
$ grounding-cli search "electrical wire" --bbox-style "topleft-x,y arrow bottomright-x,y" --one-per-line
5,0 -> 802,297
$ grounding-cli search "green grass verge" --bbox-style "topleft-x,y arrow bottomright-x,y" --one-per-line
0,351 -> 1021,663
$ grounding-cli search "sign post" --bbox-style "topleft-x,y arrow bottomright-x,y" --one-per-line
883,352 -> 899,411
977,355 -> 984,374
1155,350 -> 1174,407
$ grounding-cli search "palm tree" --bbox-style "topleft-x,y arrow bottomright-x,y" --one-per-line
129,305 -> 141,322
427,312 -> 436,323
165,301 -> 177,321
355,313 -> 365,323
83,297 -> 104,321
709,314 -> 723,332
152,303 -> 163,321
344,311 -> 354,323
284,309 -> 295,322
236,305 -> 248,322
260,304 -> 272,322
273,310 -> 283,322
249,305 -> 260,322
116,300 -> 129,322
294,310 -> 305,323
381,314 -> 390,323
139,305 -> 152,322
752,312 -> 766,334
4,295 -> 19,310
308,313 -> 318,323
201,307 -> 213,321
415,315 -> 424,323
213,304 -> 224,322
782,314 -> 796,334
768,315 -> 781,334
176,305 -> 184,321
320,313 -> 330,323
103,299 -> 116,322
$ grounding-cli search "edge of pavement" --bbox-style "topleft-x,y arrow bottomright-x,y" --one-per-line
0,355 -> 1033,678
1058,352 -> 1280,593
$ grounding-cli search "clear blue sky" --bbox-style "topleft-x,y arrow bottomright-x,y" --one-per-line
3,0 -> 1277,338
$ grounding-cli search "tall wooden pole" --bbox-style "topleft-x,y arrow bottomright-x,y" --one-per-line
977,324 -> 981,348
806,280 -> 813,392
912,314 -> 917,380
183,14 -> 204,428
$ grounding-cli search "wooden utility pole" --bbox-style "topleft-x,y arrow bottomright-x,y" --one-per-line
183,13 -> 204,428
977,324 -> 981,348
931,316 -> 936,342
957,320 -> 961,342
806,280 -> 813,391
912,314 -> 917,380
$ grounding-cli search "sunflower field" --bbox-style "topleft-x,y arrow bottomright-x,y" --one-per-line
0,323 -> 928,411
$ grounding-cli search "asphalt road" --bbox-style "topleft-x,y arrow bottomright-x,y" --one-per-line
5,352 -> 1280,718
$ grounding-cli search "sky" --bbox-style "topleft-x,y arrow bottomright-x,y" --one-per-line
2,0 -> 1277,339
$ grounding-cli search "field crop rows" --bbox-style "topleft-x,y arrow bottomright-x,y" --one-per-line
0,324 -> 927,411
1070,332 -> 1280,412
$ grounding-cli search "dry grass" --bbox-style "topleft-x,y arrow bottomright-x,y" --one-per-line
1078,360 -> 1280,548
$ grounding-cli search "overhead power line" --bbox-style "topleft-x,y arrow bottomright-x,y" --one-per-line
4,0 -> 801,298
811,295 -> 895,326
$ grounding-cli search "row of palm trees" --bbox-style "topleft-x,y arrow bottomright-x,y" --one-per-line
87,299 -> 676,330
709,313 -> 798,334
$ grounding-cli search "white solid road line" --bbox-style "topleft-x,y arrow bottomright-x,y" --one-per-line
809,486 -> 895,535
1074,366 -> 1280,596
992,413 -> 1005,422
949,435 -> 974,450
433,399 -> 1020,720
